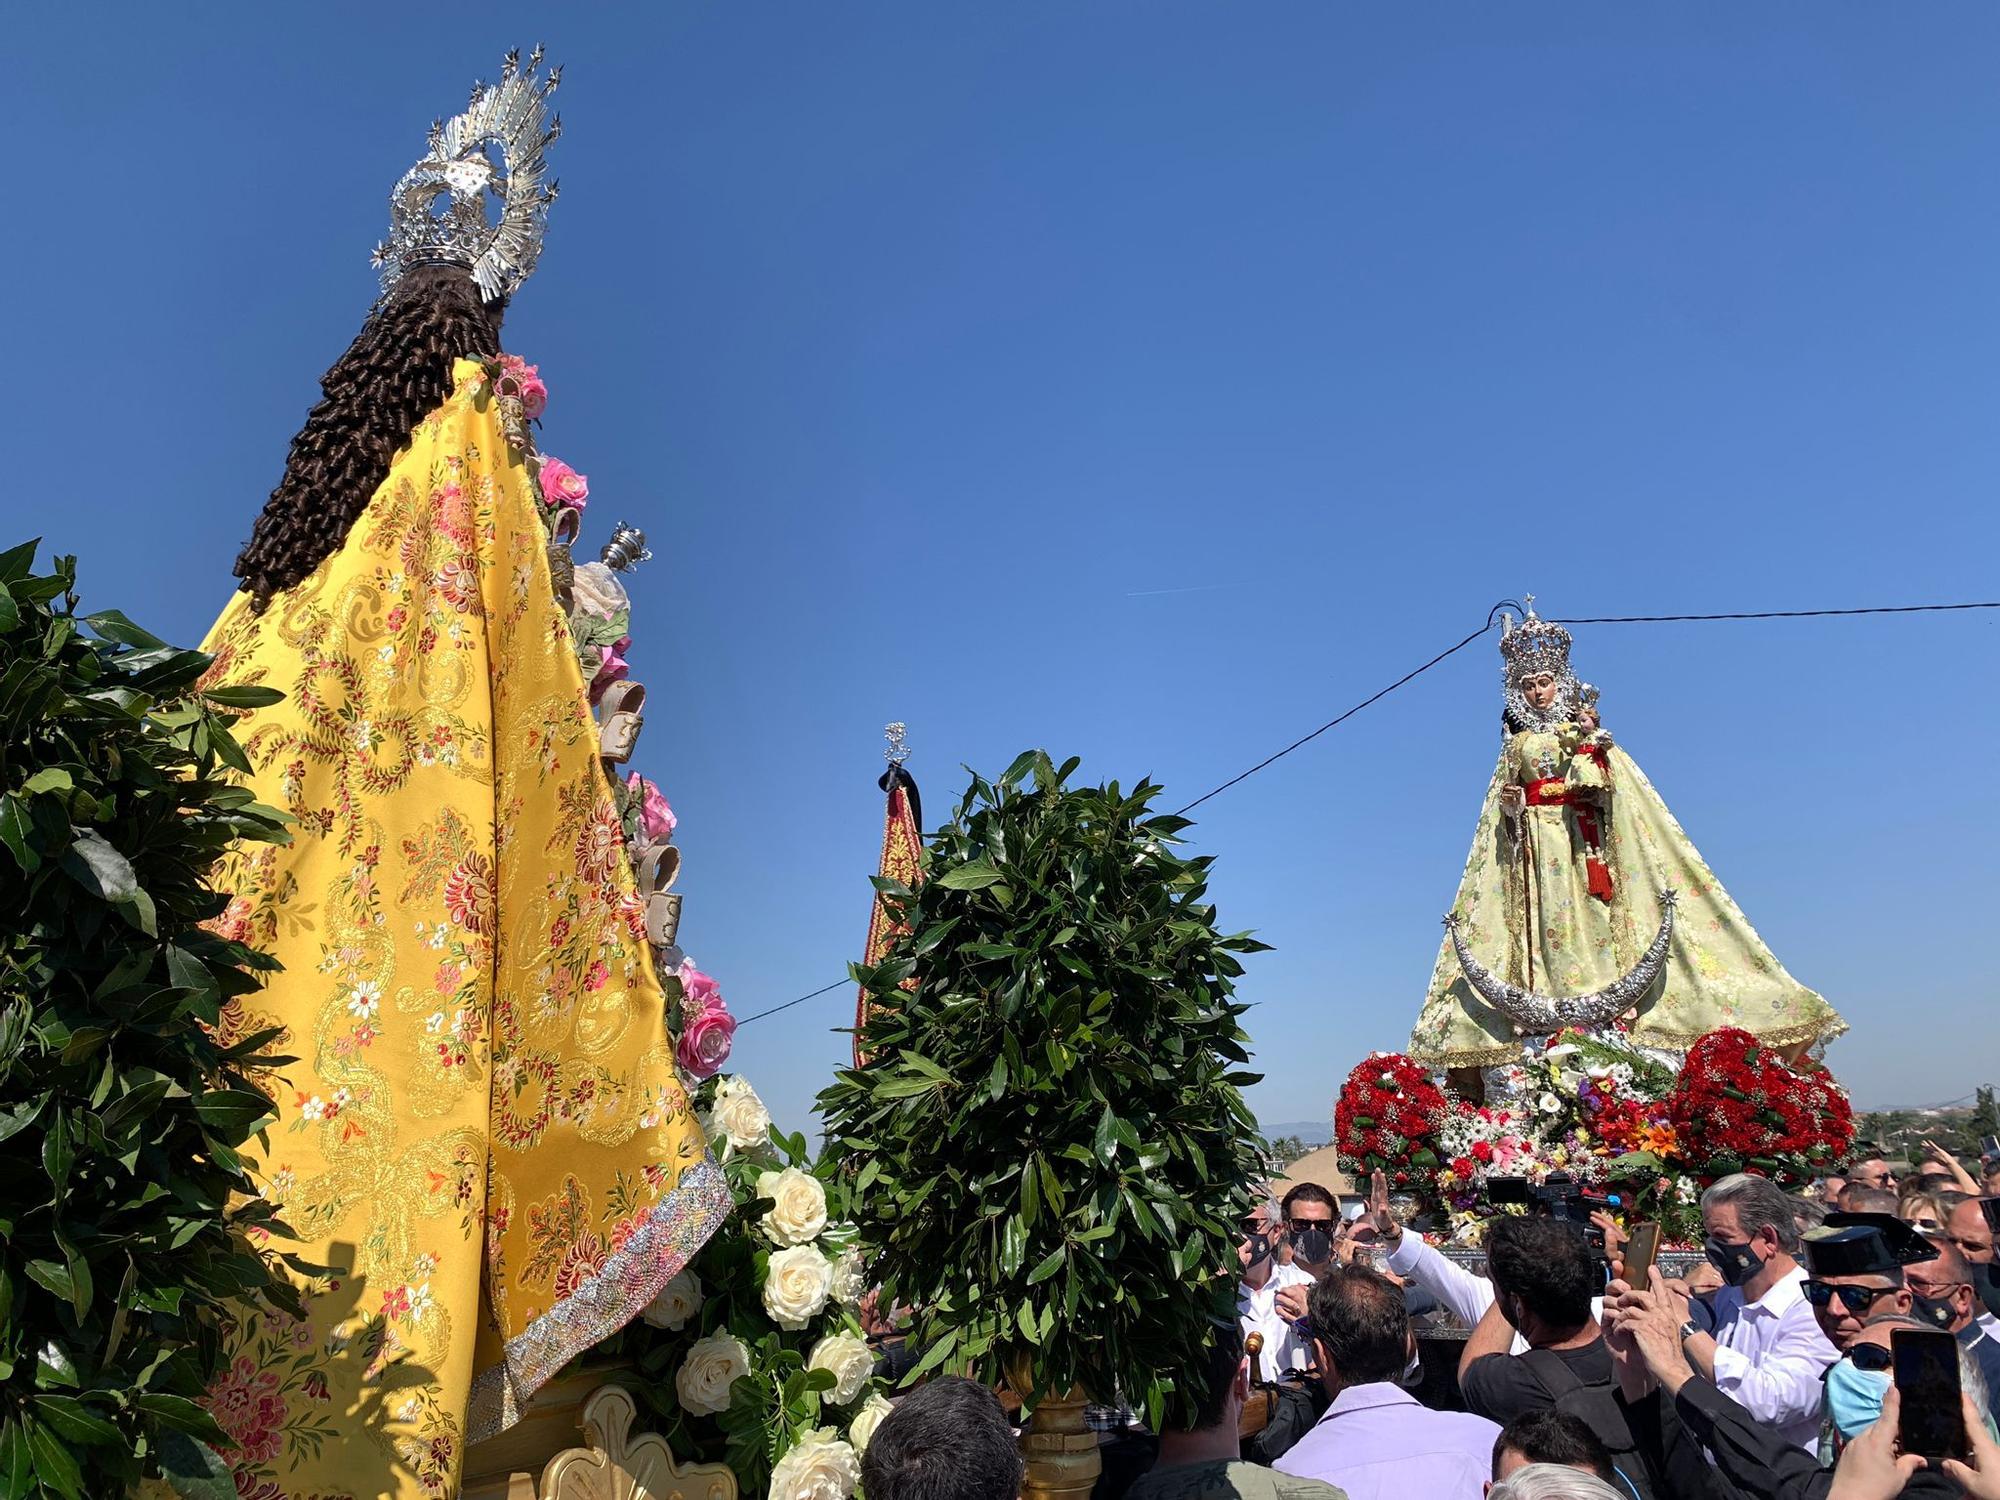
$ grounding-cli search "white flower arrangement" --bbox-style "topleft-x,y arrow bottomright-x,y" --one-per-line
606,1071 -> 883,1500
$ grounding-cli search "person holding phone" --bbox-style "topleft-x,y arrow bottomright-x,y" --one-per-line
1906,1241 -> 2000,1428
1667,1174 -> 1839,1450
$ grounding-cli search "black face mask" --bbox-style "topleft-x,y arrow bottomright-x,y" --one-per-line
1243,1233 -> 1272,1265
1911,1291 -> 1959,1330
1294,1226 -> 1334,1265
1704,1236 -> 1767,1288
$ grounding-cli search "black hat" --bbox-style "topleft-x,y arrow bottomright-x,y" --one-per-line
1804,1213 -> 1940,1278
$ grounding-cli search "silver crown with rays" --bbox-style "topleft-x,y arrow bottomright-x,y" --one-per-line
1498,598 -> 1584,729
372,48 -> 563,303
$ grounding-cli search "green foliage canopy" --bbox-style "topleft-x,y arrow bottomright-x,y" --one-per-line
0,542 -> 296,1499
820,750 -> 1269,1431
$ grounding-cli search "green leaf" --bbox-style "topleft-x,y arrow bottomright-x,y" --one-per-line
30,1397 -> 120,1449
21,767 -> 72,795
0,536 -> 39,583
0,1417 -> 30,1498
192,1089 -> 278,1136
1025,1246 -> 1067,1285
23,1415 -> 83,1500
935,860 -> 1005,891
0,794 -> 37,872
81,609 -> 167,649
155,1431 -> 236,1500
60,828 -> 138,901
133,1394 -> 227,1440
200,684 -> 284,709
0,1096 -> 45,1147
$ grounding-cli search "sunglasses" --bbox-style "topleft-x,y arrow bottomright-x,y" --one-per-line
1846,1344 -> 1893,1373
1287,1218 -> 1334,1235
1802,1280 -> 1898,1313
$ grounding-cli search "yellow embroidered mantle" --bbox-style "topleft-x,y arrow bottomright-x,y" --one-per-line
195,360 -> 729,1499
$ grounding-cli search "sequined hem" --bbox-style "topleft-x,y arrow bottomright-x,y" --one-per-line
1409,1010 -> 1850,1070
465,1157 -> 732,1443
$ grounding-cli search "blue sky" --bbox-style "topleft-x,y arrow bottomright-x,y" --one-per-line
10,6 -> 1997,1133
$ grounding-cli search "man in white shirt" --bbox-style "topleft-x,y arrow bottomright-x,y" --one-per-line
1365,1170 -> 1602,1353
1237,1198 -> 1315,1375
1663,1172 -> 1836,1450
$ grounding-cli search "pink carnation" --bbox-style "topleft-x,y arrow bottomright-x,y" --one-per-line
494,355 -> 548,418
676,996 -> 735,1080
587,636 -> 632,705
538,454 -> 589,509
626,773 -> 677,841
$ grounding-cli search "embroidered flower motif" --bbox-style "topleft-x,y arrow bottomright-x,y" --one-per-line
443,853 -> 495,934
206,1355 -> 287,1466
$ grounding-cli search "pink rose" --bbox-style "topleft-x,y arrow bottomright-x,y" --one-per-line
587,637 -> 631,705
676,960 -> 723,1013
537,454 -> 589,509
676,1004 -> 736,1081
494,355 -> 549,418
627,773 -> 677,842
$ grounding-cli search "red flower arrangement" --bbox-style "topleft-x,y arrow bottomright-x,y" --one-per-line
1665,1028 -> 1852,1185
1334,1052 -> 1447,1190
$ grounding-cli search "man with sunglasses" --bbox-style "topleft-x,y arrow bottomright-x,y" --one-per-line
1241,1199 -> 1317,1376
1599,1220 -> 1965,1500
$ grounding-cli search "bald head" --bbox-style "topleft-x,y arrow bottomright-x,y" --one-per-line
1949,1198 -> 1996,1264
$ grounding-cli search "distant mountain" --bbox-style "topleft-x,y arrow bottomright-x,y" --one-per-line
1261,1120 -> 1332,1146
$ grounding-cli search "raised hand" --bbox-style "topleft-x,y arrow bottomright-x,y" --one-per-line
1368,1169 -> 1402,1242
1826,1387 -> 1928,1500
1941,1392 -> 2000,1498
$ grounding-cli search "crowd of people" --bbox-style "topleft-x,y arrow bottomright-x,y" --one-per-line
855,1141 -> 2000,1500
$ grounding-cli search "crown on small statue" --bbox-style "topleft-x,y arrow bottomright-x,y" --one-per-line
372,47 -> 563,304
1498,599 -> 1572,682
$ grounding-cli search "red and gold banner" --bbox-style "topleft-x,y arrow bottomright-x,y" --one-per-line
856,764 -> 922,1066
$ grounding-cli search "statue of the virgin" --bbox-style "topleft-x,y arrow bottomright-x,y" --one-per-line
1408,603 -> 1845,1085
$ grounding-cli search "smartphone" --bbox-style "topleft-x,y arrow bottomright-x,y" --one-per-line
1623,1222 -> 1662,1287
1892,1327 -> 1969,1462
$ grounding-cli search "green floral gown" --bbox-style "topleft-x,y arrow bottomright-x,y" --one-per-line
1409,722 -> 1845,1069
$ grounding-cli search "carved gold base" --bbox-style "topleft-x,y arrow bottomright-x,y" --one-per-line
1019,1389 -> 1101,1500
462,1373 -> 737,1500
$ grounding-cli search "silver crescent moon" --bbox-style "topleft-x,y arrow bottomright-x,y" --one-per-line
1444,889 -> 1677,1036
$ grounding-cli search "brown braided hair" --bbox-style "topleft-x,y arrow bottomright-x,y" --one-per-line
232,264 -> 507,607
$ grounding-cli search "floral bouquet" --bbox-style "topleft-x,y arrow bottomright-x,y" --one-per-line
1662,1028 -> 1853,1185
604,1074 -> 887,1500
1335,1027 -> 1849,1245
1333,1052 -> 1447,1194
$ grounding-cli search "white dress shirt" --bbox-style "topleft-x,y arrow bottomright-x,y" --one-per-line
1382,1229 -> 1603,1355
1238,1261 -> 1316,1375
1706,1265 -> 1838,1450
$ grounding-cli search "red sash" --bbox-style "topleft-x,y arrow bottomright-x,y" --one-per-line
1522,776 -> 1614,903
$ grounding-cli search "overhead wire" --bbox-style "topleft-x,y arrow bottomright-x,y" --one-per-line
737,595 -> 1999,1025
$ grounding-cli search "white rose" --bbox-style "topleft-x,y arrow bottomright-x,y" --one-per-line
828,1246 -> 867,1305
706,1076 -> 772,1154
808,1331 -> 874,1406
640,1268 -> 704,1331
764,1243 -> 834,1330
675,1333 -> 750,1416
569,561 -> 630,621
769,1427 -> 861,1500
758,1166 -> 830,1247
847,1393 -> 893,1453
